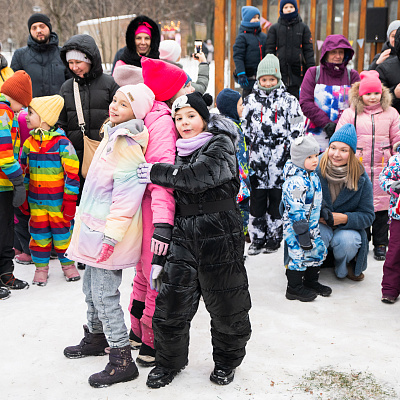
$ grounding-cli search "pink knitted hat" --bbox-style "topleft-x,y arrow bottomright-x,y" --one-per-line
141,57 -> 187,102
359,70 -> 382,96
113,64 -> 144,86
116,83 -> 155,120
135,22 -> 152,38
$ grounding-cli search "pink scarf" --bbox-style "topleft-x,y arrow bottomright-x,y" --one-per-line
176,132 -> 213,156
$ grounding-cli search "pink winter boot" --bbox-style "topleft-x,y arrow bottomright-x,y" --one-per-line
62,264 -> 81,282
32,267 -> 49,286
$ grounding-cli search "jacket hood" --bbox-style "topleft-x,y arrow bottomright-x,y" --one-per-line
320,34 -> 354,65
125,15 -> 160,57
106,119 -> 149,154
144,100 -> 172,127
207,113 -> 239,145
27,32 -> 59,52
395,28 -> 400,59
348,81 -> 392,113
283,159 -> 310,180
29,126 -> 65,140
60,34 -> 103,83
0,54 -> 7,69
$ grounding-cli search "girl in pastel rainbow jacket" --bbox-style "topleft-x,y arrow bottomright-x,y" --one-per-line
64,84 -> 154,389
20,95 -> 80,286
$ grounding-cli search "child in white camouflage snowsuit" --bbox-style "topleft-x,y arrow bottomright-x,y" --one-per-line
242,54 -> 304,255
282,134 -> 330,302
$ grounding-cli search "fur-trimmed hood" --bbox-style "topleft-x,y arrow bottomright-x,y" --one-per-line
348,81 -> 392,114
208,113 -> 239,146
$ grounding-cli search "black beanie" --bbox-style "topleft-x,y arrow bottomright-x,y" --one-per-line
28,13 -> 52,32
171,92 -> 213,122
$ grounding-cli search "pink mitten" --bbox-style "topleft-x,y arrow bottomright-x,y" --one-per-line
96,243 -> 115,263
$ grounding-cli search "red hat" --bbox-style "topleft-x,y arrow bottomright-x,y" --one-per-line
141,57 -> 187,102
359,70 -> 382,96
1,70 -> 32,107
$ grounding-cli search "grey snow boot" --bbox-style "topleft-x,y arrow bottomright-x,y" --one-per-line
64,325 -> 109,359
88,345 -> 139,388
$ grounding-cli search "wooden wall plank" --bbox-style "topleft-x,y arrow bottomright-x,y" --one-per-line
262,0 -> 268,33
357,0 -> 367,72
230,0 -> 237,89
343,0 -> 350,38
309,0 -> 317,46
214,0 -> 226,97
398,0 -> 400,19
326,0 -> 334,36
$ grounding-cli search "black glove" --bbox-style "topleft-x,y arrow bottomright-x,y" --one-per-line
320,204 -> 334,227
237,72 -> 249,87
151,223 -> 173,256
10,175 -> 26,207
293,219 -> 313,250
249,173 -> 260,189
390,181 -> 400,195
323,122 -> 337,139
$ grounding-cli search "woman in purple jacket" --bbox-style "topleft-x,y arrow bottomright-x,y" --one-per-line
300,35 -> 360,152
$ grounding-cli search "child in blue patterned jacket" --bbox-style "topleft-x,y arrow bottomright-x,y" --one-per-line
282,134 -> 330,302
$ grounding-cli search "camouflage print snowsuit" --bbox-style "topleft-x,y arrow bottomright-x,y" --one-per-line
282,160 -> 326,271
242,84 -> 304,245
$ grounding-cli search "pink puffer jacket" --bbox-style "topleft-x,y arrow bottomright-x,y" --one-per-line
336,83 -> 400,211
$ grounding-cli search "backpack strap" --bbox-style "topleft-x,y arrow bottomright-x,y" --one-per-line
315,66 -> 320,84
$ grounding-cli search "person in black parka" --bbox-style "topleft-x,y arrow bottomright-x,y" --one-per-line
58,34 -> 119,200
11,13 -> 69,97
112,15 -> 160,73
265,0 -> 315,99
233,6 -> 267,98
377,27 -> 400,114
137,93 -> 251,389
369,20 -> 400,70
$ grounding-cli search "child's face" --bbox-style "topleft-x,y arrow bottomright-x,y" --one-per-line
184,81 -> 195,94
174,107 -> 205,139
250,14 -> 260,23
304,154 -> 319,171
26,107 -> 41,129
237,97 -> 244,118
259,75 -> 278,88
7,97 -> 24,113
109,91 -> 135,125
362,92 -> 382,106
282,4 -> 296,14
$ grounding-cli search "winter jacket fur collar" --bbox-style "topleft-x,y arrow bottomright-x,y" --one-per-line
348,82 -> 392,114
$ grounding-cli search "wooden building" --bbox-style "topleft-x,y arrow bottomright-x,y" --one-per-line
214,0 -> 400,96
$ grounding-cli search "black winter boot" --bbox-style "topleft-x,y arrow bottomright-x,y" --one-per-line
136,343 -> 156,367
88,345 -> 139,388
64,325 -> 109,359
285,269 -> 317,302
146,364 -> 187,388
210,365 -> 235,385
304,267 -> 332,297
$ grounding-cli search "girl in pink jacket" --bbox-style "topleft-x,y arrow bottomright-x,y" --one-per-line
128,57 -> 188,368
336,70 -> 400,261
64,84 -> 155,388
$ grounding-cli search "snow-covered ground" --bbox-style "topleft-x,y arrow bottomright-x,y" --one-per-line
2,243 -> 400,400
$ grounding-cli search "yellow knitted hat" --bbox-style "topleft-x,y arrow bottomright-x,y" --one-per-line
29,95 -> 64,127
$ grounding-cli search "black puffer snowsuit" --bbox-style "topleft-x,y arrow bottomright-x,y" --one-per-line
265,16 -> 314,98
11,32 -> 69,97
150,114 -> 252,371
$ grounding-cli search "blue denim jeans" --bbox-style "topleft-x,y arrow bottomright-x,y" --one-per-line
319,224 -> 362,278
82,265 -> 129,348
